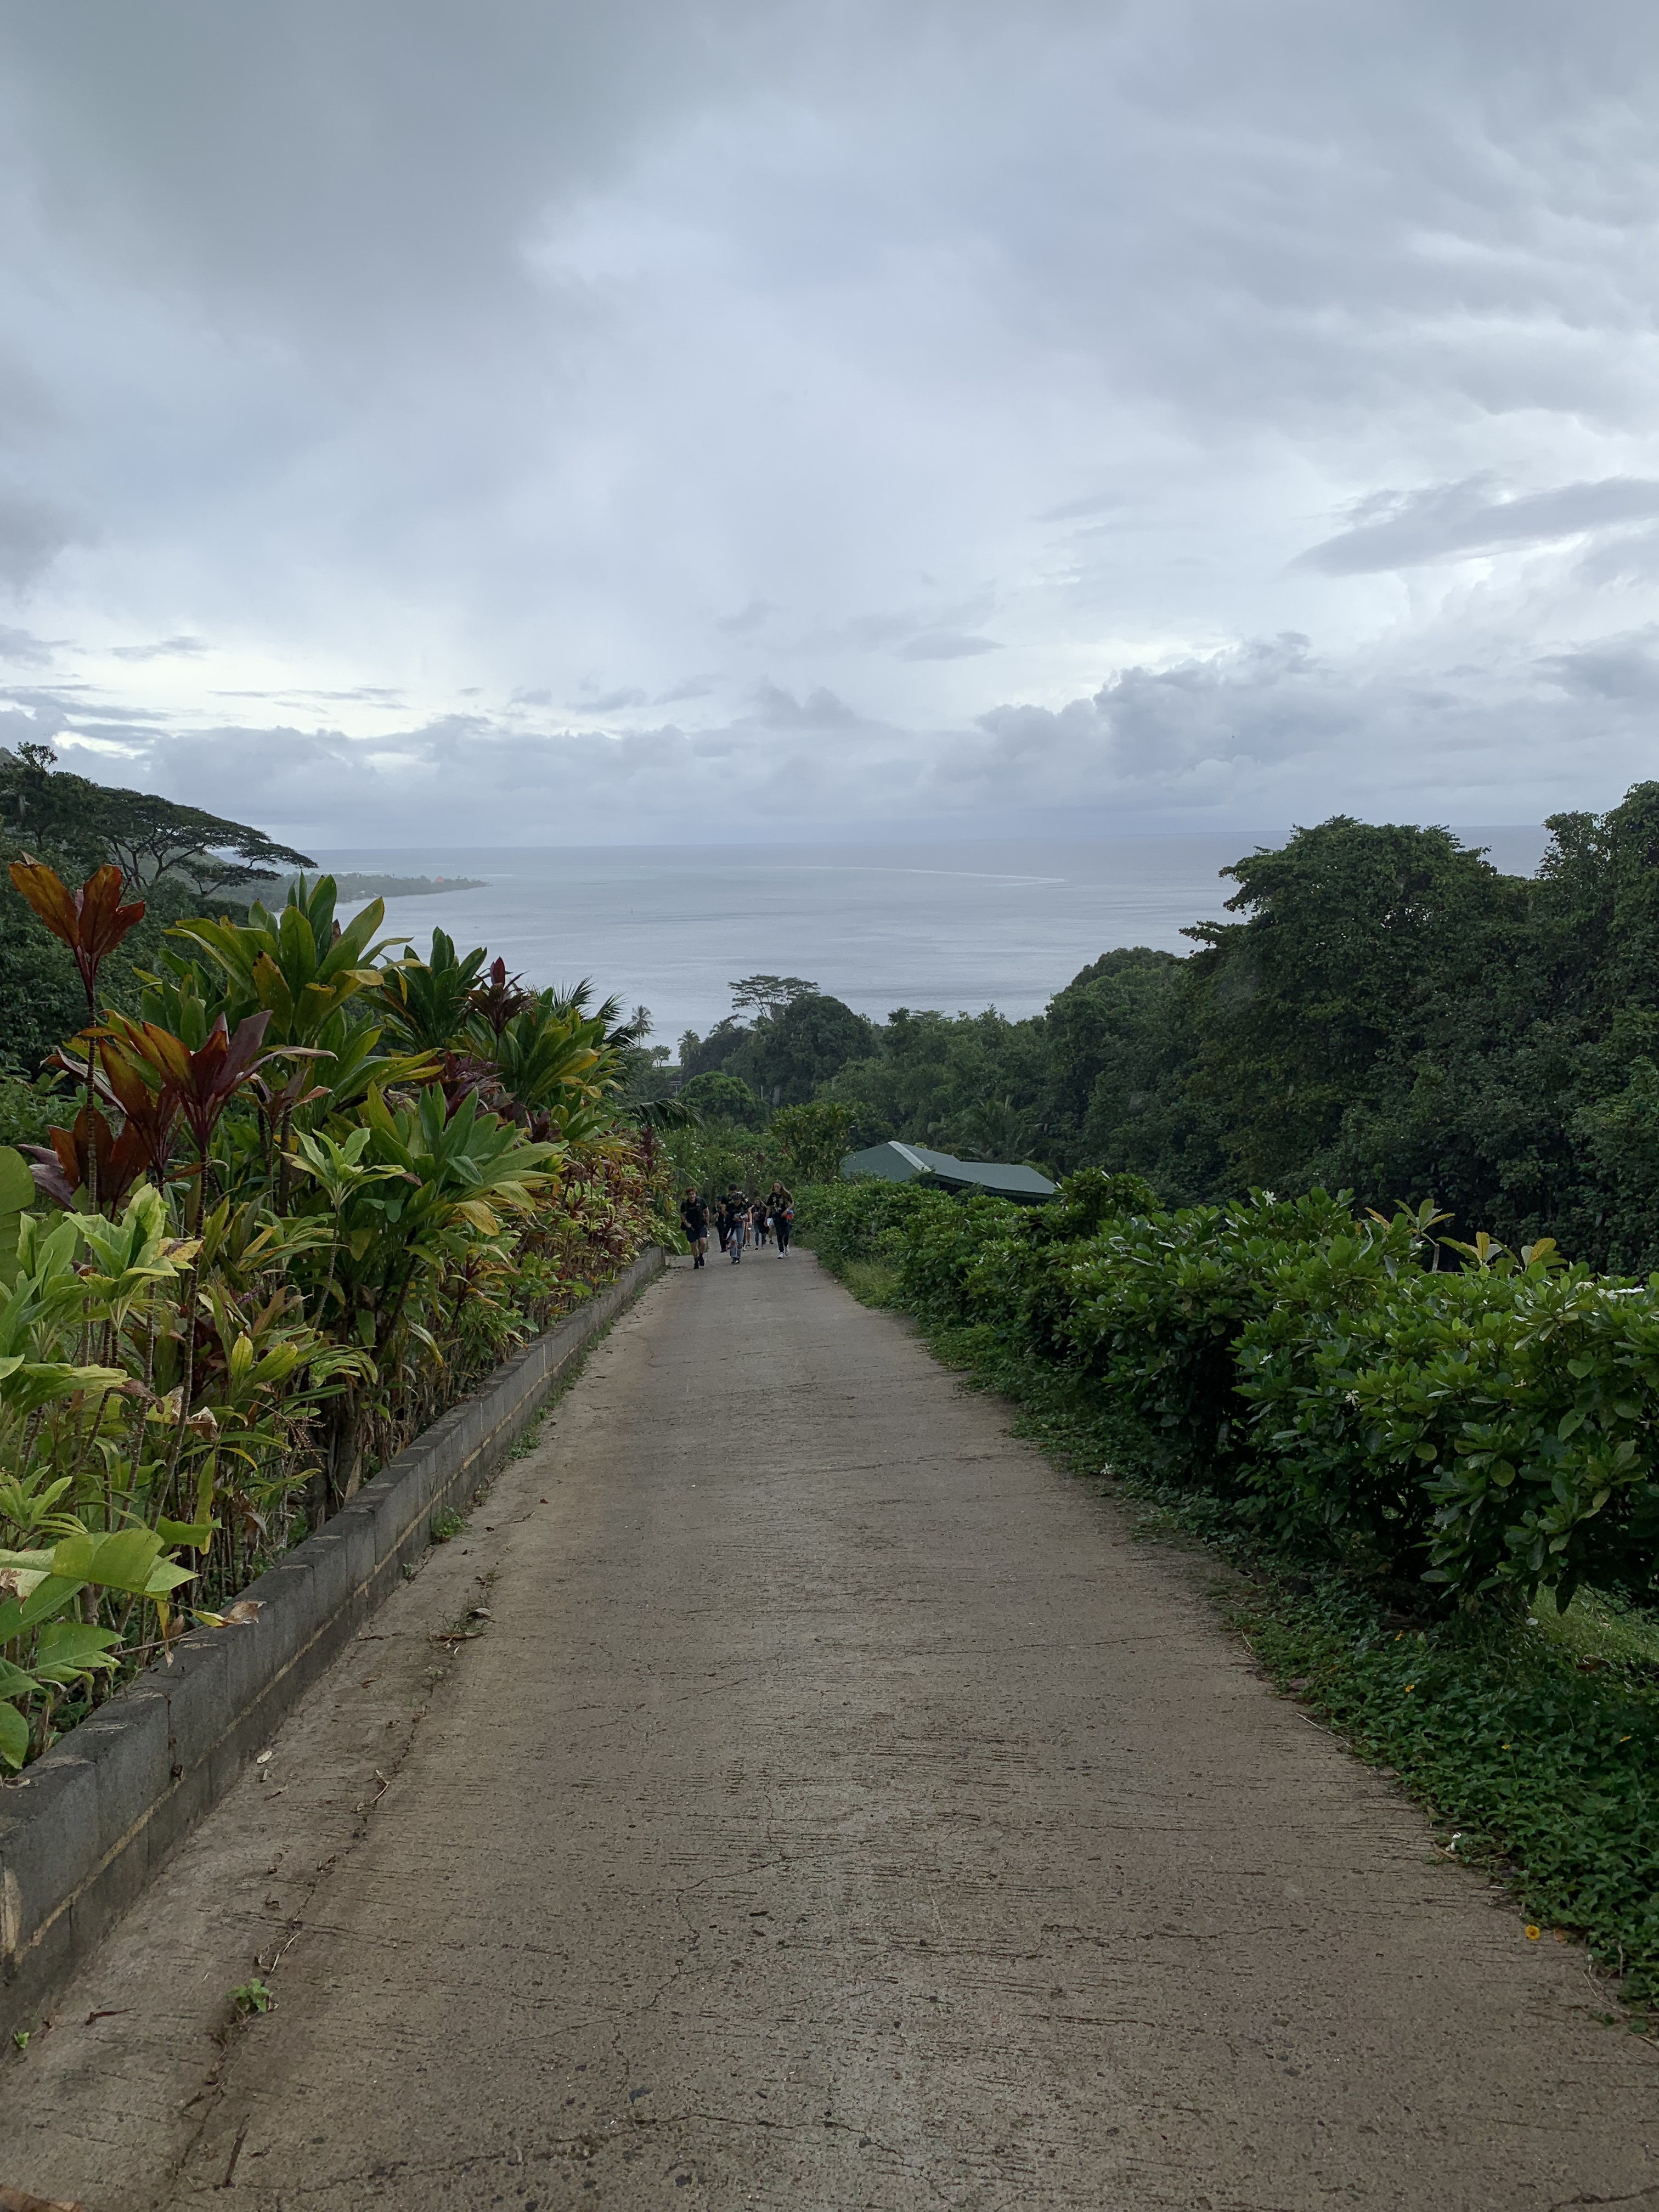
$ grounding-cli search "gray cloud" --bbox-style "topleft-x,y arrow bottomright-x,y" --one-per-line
0,625 -> 57,665
7,3 -> 1659,840
0,488 -> 85,591
1537,636 -> 1659,702
899,633 -> 1002,662
37,607 -> 1659,853
714,599 -> 772,637
1299,477 -> 1659,575
583,686 -> 649,712
108,634 -> 208,662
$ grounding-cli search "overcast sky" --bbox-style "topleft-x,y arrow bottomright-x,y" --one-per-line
3,0 -> 1659,850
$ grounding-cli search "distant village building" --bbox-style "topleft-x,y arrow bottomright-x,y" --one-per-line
841,1139 -> 1056,1204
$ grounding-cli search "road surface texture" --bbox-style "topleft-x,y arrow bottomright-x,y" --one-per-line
3,1251 -> 1655,2211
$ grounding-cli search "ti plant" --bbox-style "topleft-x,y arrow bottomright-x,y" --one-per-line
0,866 -> 664,1773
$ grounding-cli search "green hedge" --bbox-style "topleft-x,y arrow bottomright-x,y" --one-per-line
802,1173 -> 1659,1612
801,1173 -> 1659,2007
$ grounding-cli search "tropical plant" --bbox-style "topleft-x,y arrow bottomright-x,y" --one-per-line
0,849 -> 666,1774
381,927 -> 489,1055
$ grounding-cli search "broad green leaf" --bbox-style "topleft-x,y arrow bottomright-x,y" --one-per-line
0,1548 -> 56,1576
0,1146 -> 33,1213
0,1575 -> 87,1637
0,1658 -> 38,1700
21,1575 -> 87,1627
52,1526 -> 162,1594
144,1558 -> 198,1596
31,1621 -> 121,1683
0,1361 -> 126,1414
0,1700 -> 27,1770
0,1145 -> 31,1291
156,1517 -> 216,1550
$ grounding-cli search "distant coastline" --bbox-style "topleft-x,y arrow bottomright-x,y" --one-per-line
287,871 -> 488,901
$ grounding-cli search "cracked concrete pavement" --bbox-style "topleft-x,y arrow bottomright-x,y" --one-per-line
2,1249 -> 1655,2209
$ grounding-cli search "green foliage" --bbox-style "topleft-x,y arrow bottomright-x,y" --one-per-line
0,1144 -> 33,1288
173,875 -> 404,1046
751,994 -> 873,1104
0,1074 -> 58,1154
805,1178 -> 1659,2009
380,927 -> 488,1054
663,1118 -> 778,1203
0,834 -> 207,1074
0,851 -> 666,1774
753,786 -> 1659,1277
0,743 -> 313,896
1237,1237 -> 1659,1610
1240,1583 -> 1659,2009
797,1177 -> 1659,1614
680,989 -> 873,1105
676,1071 -> 768,1128
769,1099 -> 854,1185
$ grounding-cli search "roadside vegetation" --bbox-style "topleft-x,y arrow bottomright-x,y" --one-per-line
798,1174 -> 1659,2016
681,783 -> 1659,1278
0,759 -> 671,1773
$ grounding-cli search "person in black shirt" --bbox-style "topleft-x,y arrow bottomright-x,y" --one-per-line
769,1181 -> 794,1254
680,1187 -> 709,1267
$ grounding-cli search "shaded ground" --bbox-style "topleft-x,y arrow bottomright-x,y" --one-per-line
3,1250 -> 1654,2209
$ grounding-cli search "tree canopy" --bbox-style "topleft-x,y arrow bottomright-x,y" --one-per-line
0,744 -> 314,896
673,785 -> 1659,1273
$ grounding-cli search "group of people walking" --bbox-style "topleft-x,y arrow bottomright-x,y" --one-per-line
679,1182 -> 793,1267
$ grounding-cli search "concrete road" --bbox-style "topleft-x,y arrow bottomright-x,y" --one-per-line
3,1251 -> 1655,2209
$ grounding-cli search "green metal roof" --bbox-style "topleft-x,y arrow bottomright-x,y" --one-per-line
841,1140 -> 1056,1204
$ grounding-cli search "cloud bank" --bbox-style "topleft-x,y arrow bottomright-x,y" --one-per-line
4,0 -> 1659,844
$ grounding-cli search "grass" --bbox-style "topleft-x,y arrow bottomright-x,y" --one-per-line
835,1257 -> 901,1307
819,1254 -> 1659,2023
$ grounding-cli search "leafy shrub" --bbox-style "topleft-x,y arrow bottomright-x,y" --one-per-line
803,1175 -> 1659,1612
1240,1242 -> 1659,1607
1060,1190 -> 1357,1491
676,1070 -> 768,1129
1,861 -> 665,1771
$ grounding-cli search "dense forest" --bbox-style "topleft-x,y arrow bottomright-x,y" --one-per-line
679,782 -> 1659,1272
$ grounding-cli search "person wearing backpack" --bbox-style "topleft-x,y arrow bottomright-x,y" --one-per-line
769,1180 -> 794,1255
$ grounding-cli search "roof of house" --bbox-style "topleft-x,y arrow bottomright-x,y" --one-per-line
840,1139 -> 1057,1203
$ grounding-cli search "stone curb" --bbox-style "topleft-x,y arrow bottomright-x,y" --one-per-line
0,1245 -> 665,2042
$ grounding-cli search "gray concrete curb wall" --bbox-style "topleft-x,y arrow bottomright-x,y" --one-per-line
0,1245 -> 664,2041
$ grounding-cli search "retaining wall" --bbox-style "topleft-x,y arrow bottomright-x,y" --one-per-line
0,1245 -> 665,2042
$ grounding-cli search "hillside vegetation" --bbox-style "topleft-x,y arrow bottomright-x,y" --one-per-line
684,785 -> 1659,1273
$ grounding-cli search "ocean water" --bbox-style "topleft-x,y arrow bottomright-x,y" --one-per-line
310,826 -> 1551,1045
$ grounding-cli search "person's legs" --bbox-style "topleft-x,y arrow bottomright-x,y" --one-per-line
777,1220 -> 791,1253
